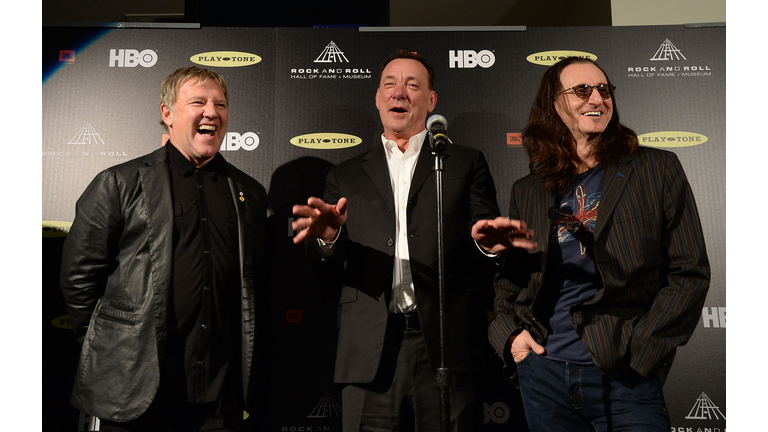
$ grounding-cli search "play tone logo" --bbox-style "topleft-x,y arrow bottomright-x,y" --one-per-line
51,315 -> 73,330
291,133 -> 362,150
527,50 -> 597,66
191,51 -> 262,67
638,131 -> 708,148
42,221 -> 72,238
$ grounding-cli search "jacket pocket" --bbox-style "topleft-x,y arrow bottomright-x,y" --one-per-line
95,301 -> 137,326
338,285 -> 358,305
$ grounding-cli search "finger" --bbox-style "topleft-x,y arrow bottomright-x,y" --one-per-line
292,217 -> 309,232
293,228 -> 309,244
306,196 -> 328,210
498,218 -> 528,232
336,197 -> 348,215
511,238 -> 538,250
471,219 -> 490,237
292,205 -> 314,217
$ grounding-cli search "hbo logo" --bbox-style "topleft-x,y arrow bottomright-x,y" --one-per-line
449,50 -> 495,69
109,49 -> 158,68
483,402 -> 510,424
221,132 -> 260,151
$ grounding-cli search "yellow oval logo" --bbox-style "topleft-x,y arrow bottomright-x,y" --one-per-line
526,50 -> 598,66
190,51 -> 262,68
43,221 -> 72,238
52,314 -> 73,330
290,133 -> 363,150
639,131 -> 708,148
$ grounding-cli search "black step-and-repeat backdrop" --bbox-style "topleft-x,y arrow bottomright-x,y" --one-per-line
42,25 -> 725,431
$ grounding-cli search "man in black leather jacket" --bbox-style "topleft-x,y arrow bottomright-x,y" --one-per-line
60,66 -> 266,432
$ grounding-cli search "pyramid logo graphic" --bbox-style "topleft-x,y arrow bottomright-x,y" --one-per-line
315,41 -> 349,63
68,123 -> 106,145
685,392 -> 726,420
307,391 -> 342,418
650,39 -> 687,61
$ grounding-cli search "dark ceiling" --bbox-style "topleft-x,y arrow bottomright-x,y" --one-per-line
42,0 -> 613,28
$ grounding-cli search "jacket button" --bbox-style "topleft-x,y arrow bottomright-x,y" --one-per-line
387,239 -> 394,247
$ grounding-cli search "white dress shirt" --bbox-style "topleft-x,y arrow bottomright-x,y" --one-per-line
318,129 -> 427,314
382,130 -> 427,313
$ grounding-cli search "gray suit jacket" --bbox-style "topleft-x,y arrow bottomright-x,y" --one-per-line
60,145 -> 266,421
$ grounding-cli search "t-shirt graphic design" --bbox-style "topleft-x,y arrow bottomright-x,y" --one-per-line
552,184 -> 600,258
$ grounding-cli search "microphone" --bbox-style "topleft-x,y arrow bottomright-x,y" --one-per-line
427,114 -> 451,153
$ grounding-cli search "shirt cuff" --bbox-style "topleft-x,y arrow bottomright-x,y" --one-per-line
317,228 -> 342,253
475,239 -> 499,258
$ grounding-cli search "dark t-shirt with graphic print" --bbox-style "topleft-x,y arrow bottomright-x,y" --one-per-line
536,164 -> 605,365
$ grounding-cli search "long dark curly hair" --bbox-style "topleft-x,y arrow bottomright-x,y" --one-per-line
522,57 -> 638,193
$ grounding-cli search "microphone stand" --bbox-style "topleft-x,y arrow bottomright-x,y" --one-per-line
429,130 -> 450,432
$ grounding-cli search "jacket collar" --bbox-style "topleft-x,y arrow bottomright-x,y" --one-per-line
594,154 -> 634,239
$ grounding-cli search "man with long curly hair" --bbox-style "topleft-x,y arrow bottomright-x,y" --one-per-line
474,57 -> 710,431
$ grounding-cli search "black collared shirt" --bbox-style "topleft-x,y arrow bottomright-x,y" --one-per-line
160,142 -> 241,403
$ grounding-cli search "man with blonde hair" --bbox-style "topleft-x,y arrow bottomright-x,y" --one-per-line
61,66 -> 266,431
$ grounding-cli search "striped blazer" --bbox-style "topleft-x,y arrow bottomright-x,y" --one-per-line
488,146 -> 710,384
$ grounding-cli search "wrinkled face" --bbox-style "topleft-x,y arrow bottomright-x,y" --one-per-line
554,63 -> 614,144
375,58 -> 437,141
161,78 -> 228,167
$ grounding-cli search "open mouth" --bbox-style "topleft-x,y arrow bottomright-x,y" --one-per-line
582,111 -> 602,117
197,125 -> 217,135
390,107 -> 407,114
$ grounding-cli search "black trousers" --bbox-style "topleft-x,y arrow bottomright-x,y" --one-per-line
98,396 -> 244,432
341,315 -> 480,432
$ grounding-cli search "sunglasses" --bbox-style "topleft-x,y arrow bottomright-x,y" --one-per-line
556,84 -> 615,100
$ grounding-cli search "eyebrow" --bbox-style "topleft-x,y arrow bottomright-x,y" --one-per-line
383,74 -> 421,83
186,95 -> 227,104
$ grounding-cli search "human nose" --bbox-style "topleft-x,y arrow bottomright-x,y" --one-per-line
587,86 -> 603,104
392,81 -> 406,99
203,102 -> 219,119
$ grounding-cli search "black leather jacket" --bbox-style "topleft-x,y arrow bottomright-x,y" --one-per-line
60,146 -> 266,421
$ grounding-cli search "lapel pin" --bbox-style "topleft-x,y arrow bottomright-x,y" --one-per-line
239,192 -> 245,202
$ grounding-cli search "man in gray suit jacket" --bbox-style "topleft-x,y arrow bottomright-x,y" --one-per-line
292,49 -> 535,431
60,67 -> 266,432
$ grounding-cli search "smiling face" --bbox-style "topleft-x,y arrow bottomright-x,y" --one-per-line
554,63 -> 614,145
161,77 -> 228,167
375,58 -> 437,144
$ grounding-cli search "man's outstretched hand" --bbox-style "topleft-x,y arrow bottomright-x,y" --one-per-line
472,216 -> 537,254
292,197 -> 348,244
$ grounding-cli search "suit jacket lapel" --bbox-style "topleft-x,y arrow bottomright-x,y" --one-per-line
535,185 -> 553,253
408,137 -> 438,203
595,156 -> 634,239
361,144 -> 395,212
